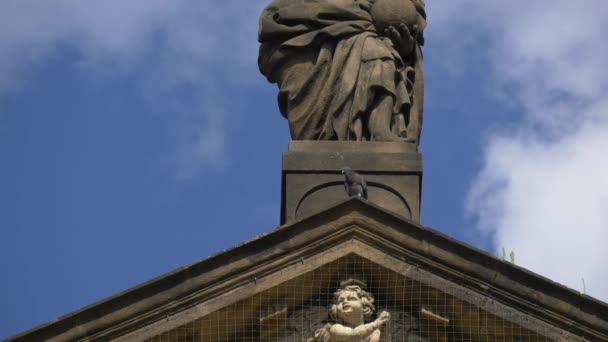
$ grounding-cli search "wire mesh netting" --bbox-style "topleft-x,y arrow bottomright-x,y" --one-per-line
144,254 -> 572,342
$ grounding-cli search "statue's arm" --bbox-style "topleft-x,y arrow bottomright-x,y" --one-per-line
330,322 -> 379,340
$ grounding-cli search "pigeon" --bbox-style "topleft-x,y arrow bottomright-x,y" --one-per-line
341,166 -> 368,200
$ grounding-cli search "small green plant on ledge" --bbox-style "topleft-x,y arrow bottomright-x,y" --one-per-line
501,247 -> 516,264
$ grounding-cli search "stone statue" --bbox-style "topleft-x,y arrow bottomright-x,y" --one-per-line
258,0 -> 426,145
279,280 -> 427,341
308,284 -> 391,342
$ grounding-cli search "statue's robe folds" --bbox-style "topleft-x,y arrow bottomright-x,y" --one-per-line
258,0 -> 423,141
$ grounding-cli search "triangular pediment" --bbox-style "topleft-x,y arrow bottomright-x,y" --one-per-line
113,240 -> 583,342
125,250 -> 579,342
8,199 -> 608,342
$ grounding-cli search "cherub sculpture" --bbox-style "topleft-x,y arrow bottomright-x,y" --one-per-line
308,284 -> 391,342
258,0 -> 426,144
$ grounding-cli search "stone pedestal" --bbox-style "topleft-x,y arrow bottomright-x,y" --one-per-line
281,141 -> 422,224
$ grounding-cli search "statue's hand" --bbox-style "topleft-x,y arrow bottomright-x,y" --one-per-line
375,311 -> 391,327
356,0 -> 376,12
384,23 -> 417,57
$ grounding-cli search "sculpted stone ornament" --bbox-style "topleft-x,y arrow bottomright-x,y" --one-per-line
258,0 -> 426,144
272,280 -> 427,341
308,285 -> 391,342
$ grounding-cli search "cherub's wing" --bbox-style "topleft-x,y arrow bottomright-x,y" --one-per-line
307,324 -> 331,342
387,309 -> 427,341
286,306 -> 328,342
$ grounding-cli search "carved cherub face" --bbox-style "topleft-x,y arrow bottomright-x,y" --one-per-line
336,290 -> 364,319
330,285 -> 375,326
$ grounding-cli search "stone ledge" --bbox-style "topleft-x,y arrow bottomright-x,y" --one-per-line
288,140 -> 418,153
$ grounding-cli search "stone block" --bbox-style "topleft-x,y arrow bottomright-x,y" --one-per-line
281,141 -> 422,224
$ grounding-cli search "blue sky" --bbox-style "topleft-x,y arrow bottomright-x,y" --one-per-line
2,0 -> 608,339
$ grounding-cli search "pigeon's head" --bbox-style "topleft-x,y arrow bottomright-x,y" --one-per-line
340,166 -> 353,175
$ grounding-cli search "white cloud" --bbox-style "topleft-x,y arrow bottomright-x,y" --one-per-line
469,122 -> 608,298
138,0 -> 268,178
0,0 -> 179,92
430,0 -> 608,301
0,0 -> 268,177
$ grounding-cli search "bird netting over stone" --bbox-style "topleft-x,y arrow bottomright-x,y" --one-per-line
140,252 -> 569,342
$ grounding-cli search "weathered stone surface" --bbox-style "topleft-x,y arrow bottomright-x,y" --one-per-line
258,0 -> 426,144
282,141 -> 422,224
